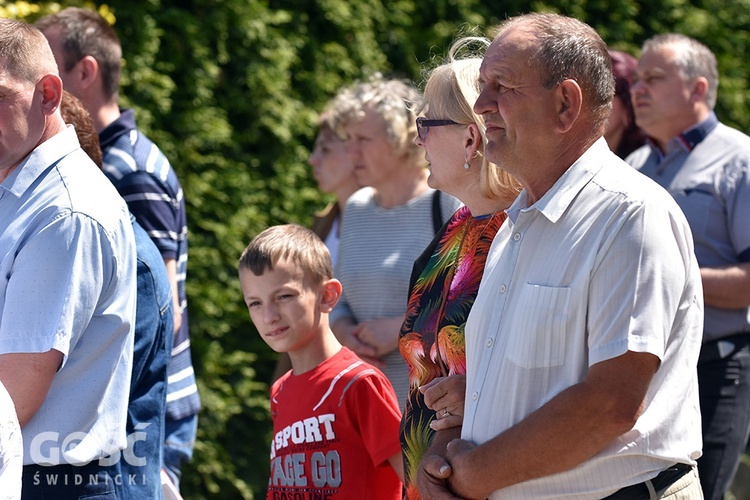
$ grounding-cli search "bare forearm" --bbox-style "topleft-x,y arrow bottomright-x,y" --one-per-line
0,350 -> 63,427
448,352 -> 658,497
388,452 -> 405,482
457,389 -> 627,493
163,257 -> 182,333
701,263 -> 750,309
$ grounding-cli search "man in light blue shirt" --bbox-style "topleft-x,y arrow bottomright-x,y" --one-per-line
0,18 -> 136,498
626,33 -> 750,500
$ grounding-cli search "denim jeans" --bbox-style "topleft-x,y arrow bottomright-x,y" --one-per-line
698,339 -> 750,500
163,413 -> 198,491
22,463 -> 116,499
105,221 -> 173,499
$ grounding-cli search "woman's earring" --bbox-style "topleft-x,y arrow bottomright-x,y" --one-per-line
464,162 -> 470,170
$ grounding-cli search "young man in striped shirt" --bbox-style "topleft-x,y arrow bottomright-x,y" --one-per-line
37,8 -> 201,496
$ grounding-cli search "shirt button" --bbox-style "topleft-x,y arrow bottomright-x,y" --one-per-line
499,284 -> 507,294
486,339 -> 493,347
513,232 -> 521,241
472,392 -> 478,401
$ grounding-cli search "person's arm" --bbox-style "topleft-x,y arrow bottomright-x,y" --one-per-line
0,350 -> 63,427
163,257 -> 183,334
388,451 -> 405,483
0,215 -> 110,429
417,426 -> 462,497
352,369 -> 404,484
421,375 -> 466,430
701,262 -> 750,309
415,375 -> 466,497
113,170 -> 183,333
433,351 -> 658,499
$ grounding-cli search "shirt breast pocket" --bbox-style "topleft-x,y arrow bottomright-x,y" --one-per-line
507,283 -> 571,369
672,188 -> 714,239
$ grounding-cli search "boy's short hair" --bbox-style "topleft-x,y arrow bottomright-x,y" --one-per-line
239,224 -> 333,284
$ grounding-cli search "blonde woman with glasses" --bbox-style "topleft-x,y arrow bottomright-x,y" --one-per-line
398,37 -> 521,499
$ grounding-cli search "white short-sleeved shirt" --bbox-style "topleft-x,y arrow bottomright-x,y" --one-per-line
0,380 -> 21,499
463,138 -> 703,499
0,126 -> 137,466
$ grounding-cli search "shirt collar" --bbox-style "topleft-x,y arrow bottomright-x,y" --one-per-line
1,126 -> 80,198
647,112 -> 719,161
98,108 -> 136,149
506,137 -> 609,225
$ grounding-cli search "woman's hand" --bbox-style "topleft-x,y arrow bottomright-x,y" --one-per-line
331,317 -> 381,366
421,374 -> 467,430
352,316 -> 404,357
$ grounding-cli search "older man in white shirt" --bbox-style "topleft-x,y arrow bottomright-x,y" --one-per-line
418,13 -> 704,500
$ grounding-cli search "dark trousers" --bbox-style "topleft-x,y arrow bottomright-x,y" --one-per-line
697,336 -> 750,500
22,463 -> 116,499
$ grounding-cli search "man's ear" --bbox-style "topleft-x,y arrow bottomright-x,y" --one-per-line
319,279 -> 343,313
38,74 -> 63,115
556,79 -> 583,133
690,77 -> 710,104
65,55 -> 99,91
78,55 -> 99,90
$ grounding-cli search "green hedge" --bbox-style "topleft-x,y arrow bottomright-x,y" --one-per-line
6,0 -> 750,496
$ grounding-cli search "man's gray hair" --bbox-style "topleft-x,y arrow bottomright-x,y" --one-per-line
494,13 -> 615,129
643,33 -> 718,109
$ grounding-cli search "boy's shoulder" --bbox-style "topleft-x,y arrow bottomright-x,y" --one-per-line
320,347 -> 389,381
272,347 -> 395,400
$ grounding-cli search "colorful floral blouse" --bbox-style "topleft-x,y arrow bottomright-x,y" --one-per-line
398,204 -> 507,499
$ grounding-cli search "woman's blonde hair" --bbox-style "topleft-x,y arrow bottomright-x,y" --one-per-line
418,37 -> 521,201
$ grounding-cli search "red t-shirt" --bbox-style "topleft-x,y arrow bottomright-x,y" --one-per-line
267,347 -> 403,499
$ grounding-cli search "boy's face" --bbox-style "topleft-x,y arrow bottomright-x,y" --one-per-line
239,258 -> 326,354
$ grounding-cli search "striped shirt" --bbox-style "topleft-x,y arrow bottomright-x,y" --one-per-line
331,186 -> 461,408
100,109 -> 200,419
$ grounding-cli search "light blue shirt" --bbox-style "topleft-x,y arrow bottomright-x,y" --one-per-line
627,113 -> 750,340
0,126 -> 137,465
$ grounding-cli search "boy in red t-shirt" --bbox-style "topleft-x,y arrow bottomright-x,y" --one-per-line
238,224 -> 404,499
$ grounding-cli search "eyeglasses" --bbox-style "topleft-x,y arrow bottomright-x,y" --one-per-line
416,117 -> 459,141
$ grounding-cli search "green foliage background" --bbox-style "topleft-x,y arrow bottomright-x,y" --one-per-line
3,0 -> 749,497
